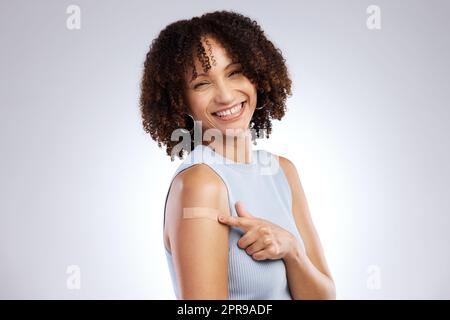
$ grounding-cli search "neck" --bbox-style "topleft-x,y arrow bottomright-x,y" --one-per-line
203,129 -> 253,164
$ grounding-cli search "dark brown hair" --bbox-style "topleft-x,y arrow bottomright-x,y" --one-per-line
139,10 -> 292,160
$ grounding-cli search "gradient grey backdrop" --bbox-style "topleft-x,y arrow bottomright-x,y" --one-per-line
1,0 -> 449,299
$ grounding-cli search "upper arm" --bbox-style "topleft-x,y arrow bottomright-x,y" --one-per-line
165,164 -> 231,299
278,155 -> 334,281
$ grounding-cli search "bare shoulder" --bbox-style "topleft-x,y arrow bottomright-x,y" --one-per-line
275,154 -> 305,209
173,163 -> 228,197
165,163 -> 231,299
274,153 -> 307,209
274,153 -> 334,280
276,154 -> 301,184
165,163 -> 231,236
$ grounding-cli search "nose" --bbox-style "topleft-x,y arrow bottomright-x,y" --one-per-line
213,79 -> 236,106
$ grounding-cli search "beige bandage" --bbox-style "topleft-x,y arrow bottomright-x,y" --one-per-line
183,207 -> 222,221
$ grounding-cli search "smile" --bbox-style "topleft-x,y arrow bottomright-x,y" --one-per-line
212,101 -> 246,121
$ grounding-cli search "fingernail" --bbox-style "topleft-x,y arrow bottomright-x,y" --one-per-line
218,215 -> 224,221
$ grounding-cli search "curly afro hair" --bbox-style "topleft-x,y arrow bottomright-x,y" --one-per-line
139,10 -> 292,161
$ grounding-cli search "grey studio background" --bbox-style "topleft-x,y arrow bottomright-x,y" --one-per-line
1,0 -> 449,299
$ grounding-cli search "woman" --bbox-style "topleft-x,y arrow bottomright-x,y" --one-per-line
140,10 -> 336,300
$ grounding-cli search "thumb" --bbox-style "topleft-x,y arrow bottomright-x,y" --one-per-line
235,201 -> 253,218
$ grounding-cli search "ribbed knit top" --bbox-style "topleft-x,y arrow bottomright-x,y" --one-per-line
163,144 -> 305,299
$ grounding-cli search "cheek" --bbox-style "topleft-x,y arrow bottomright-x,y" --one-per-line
241,76 -> 256,91
187,94 -> 210,116
242,81 -> 257,107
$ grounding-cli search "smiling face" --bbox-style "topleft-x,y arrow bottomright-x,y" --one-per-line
183,35 -> 257,138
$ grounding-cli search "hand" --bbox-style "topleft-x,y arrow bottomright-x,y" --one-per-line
218,201 -> 300,261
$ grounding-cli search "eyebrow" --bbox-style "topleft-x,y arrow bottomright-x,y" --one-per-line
190,62 -> 240,83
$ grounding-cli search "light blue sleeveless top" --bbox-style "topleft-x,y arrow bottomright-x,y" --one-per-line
163,144 -> 305,300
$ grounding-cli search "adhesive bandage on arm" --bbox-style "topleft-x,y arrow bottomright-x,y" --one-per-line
182,207 -> 222,221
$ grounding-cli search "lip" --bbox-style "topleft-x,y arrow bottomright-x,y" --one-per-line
212,101 -> 245,114
212,101 -> 246,122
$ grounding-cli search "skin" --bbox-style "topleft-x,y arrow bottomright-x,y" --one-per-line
218,160 -> 336,299
183,34 -> 257,164
164,35 -> 336,299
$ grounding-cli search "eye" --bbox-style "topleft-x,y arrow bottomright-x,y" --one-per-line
194,82 -> 208,89
229,70 -> 242,77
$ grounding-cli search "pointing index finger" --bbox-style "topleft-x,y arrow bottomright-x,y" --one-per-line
218,215 -> 253,230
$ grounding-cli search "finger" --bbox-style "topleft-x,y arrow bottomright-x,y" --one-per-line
252,249 -> 271,261
218,215 -> 252,231
235,201 -> 253,218
245,237 -> 271,255
237,228 -> 259,249
237,225 -> 271,249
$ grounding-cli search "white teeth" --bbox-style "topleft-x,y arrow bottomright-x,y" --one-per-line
214,102 -> 244,117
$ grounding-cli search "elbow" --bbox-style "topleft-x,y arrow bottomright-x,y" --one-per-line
324,278 -> 336,300
180,288 -> 228,300
291,278 -> 336,300
310,277 -> 337,300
